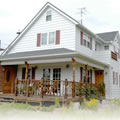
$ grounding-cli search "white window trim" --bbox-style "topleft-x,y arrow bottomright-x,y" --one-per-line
41,33 -> 47,45
41,31 -> 56,46
49,32 -> 56,45
46,10 -> 52,21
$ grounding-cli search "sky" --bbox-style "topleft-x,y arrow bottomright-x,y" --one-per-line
0,0 -> 120,48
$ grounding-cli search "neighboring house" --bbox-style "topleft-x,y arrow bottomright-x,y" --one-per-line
0,2 -> 120,100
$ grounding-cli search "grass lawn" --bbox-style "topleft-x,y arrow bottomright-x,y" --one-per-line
0,100 -> 120,120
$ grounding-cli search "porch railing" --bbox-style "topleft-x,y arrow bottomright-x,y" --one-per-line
14,78 -> 81,98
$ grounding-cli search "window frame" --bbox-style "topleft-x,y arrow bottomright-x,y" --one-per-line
104,45 -> 109,50
41,33 -> 47,45
82,69 -> 91,84
46,11 -> 52,21
83,33 -> 91,49
49,32 -> 56,44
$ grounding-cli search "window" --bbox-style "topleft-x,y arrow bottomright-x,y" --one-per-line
83,33 -> 90,49
87,41 -> 90,48
49,32 -> 55,44
46,11 -> 52,21
41,33 -> 47,45
53,68 -> 61,80
104,45 -> 109,50
53,68 -> 61,93
43,69 -> 50,81
82,69 -> 91,84
6,71 -> 10,82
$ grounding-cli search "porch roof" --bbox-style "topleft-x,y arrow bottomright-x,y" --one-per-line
0,48 -> 77,61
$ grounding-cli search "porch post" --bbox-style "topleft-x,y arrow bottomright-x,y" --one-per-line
64,79 -> 68,98
25,61 -> 29,97
72,58 -> 76,98
85,65 -> 88,85
90,70 -> 93,86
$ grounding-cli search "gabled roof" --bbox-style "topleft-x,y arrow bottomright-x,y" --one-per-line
2,2 -> 80,55
96,31 -> 119,41
2,2 -> 114,56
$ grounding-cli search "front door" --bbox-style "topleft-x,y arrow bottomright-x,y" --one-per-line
95,70 -> 104,87
3,66 -> 16,93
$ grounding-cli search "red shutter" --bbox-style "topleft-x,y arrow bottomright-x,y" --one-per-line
32,67 -> 35,80
116,72 -> 118,85
119,75 -> 120,86
118,49 -> 120,59
81,31 -> 83,45
113,72 -> 115,85
90,37 -> 92,50
22,68 -> 26,79
37,33 -> 41,47
56,30 -> 60,44
80,67 -> 83,83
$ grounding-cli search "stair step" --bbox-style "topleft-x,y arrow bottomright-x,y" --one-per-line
0,98 -> 13,102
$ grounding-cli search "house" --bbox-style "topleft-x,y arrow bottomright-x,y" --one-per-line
0,2 -> 120,101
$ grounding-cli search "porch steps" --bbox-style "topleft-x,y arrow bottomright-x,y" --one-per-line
0,94 -> 14,103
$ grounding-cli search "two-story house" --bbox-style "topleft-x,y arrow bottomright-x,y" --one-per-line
0,2 -> 119,101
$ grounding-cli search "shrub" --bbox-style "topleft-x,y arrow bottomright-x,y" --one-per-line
77,84 -> 100,100
87,98 -> 98,109
80,98 -> 99,110
55,97 -> 60,108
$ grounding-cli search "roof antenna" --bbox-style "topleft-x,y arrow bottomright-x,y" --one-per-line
0,40 -> 4,51
77,7 -> 88,24
16,29 -> 21,35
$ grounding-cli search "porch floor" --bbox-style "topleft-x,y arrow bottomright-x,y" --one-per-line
0,94 -> 80,103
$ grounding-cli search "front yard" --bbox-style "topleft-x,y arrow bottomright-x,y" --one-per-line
0,98 -> 120,120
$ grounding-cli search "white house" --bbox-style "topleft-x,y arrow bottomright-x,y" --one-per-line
0,2 -> 120,100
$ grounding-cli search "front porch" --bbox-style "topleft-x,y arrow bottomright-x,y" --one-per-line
0,57 -> 106,103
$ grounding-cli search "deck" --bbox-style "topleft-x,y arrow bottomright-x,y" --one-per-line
0,94 -> 80,103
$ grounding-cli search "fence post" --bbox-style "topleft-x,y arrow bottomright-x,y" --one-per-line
64,79 -> 68,98
14,77 -> 18,96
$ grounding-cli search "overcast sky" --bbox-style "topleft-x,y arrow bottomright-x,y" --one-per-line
0,0 -> 120,48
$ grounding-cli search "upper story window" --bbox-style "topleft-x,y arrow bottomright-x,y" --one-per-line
41,33 -> 47,45
41,32 -> 55,45
104,45 -> 109,50
49,32 -> 55,44
83,34 -> 90,49
46,11 -> 52,21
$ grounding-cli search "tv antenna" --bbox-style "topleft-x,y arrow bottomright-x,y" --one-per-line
77,7 -> 88,24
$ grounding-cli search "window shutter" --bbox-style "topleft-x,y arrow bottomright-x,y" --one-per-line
37,33 -> 41,47
56,30 -> 60,44
113,72 -> 115,85
119,75 -> 120,86
90,37 -> 92,50
81,31 -> 83,45
118,49 -> 120,59
116,72 -> 118,85
80,67 -> 83,83
22,68 -> 26,79
32,67 -> 36,80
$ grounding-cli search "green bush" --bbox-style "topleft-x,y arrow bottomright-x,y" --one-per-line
55,97 -> 60,108
77,84 -> 100,100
